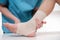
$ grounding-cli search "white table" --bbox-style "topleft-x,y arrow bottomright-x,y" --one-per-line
0,32 -> 60,40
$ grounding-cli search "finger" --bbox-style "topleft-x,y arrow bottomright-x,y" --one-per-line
42,21 -> 46,24
38,21 -> 46,28
38,22 -> 43,28
35,18 -> 44,29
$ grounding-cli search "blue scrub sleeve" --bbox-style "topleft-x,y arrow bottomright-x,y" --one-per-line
0,0 -> 8,5
35,0 -> 43,8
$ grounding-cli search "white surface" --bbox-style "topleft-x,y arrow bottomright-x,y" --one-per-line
0,32 -> 60,40
53,3 -> 60,11
0,12 -> 3,34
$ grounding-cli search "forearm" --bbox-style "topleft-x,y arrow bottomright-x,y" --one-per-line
0,6 -> 20,23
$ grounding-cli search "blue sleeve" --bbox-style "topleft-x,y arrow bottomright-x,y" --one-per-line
35,0 -> 42,8
0,0 -> 8,5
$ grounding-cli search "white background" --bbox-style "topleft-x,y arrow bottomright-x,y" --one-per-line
0,3 -> 60,34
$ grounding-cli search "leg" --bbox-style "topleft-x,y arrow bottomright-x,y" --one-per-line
16,0 -> 56,36
3,19 -> 45,37
39,0 -> 56,15
4,0 -> 56,37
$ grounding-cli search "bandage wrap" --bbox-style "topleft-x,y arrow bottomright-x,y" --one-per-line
32,10 -> 47,21
16,22 -> 36,35
16,10 -> 47,36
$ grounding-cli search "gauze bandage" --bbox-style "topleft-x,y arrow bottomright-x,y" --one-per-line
16,10 -> 47,36
16,22 -> 36,36
32,10 -> 47,21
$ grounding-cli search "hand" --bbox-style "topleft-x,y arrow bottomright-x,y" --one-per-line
35,18 -> 46,29
14,18 -> 21,24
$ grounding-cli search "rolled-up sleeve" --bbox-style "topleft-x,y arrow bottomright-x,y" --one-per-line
0,0 -> 8,5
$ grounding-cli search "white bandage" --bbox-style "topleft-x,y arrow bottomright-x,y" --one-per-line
16,22 -> 36,36
32,10 -> 47,21
16,10 -> 47,36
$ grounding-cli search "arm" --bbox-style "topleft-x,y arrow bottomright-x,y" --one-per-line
0,5 -> 20,23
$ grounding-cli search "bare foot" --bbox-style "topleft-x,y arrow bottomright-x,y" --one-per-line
3,23 -> 17,33
3,23 -> 36,37
4,20 -> 45,37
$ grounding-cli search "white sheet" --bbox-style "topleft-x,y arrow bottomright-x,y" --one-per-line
0,32 -> 60,40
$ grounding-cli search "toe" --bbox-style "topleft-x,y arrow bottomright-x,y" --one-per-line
3,23 -> 17,33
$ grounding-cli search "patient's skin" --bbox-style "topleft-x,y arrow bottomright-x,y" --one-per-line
0,5 -> 20,24
3,20 -> 46,36
4,21 -> 46,37
0,3 -> 45,37
4,0 -> 57,37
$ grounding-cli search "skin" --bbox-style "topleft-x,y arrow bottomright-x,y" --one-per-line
39,0 -> 56,15
0,5 -> 20,23
56,0 -> 60,5
1,0 -> 60,37
0,0 -> 45,36
0,4 -> 44,25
